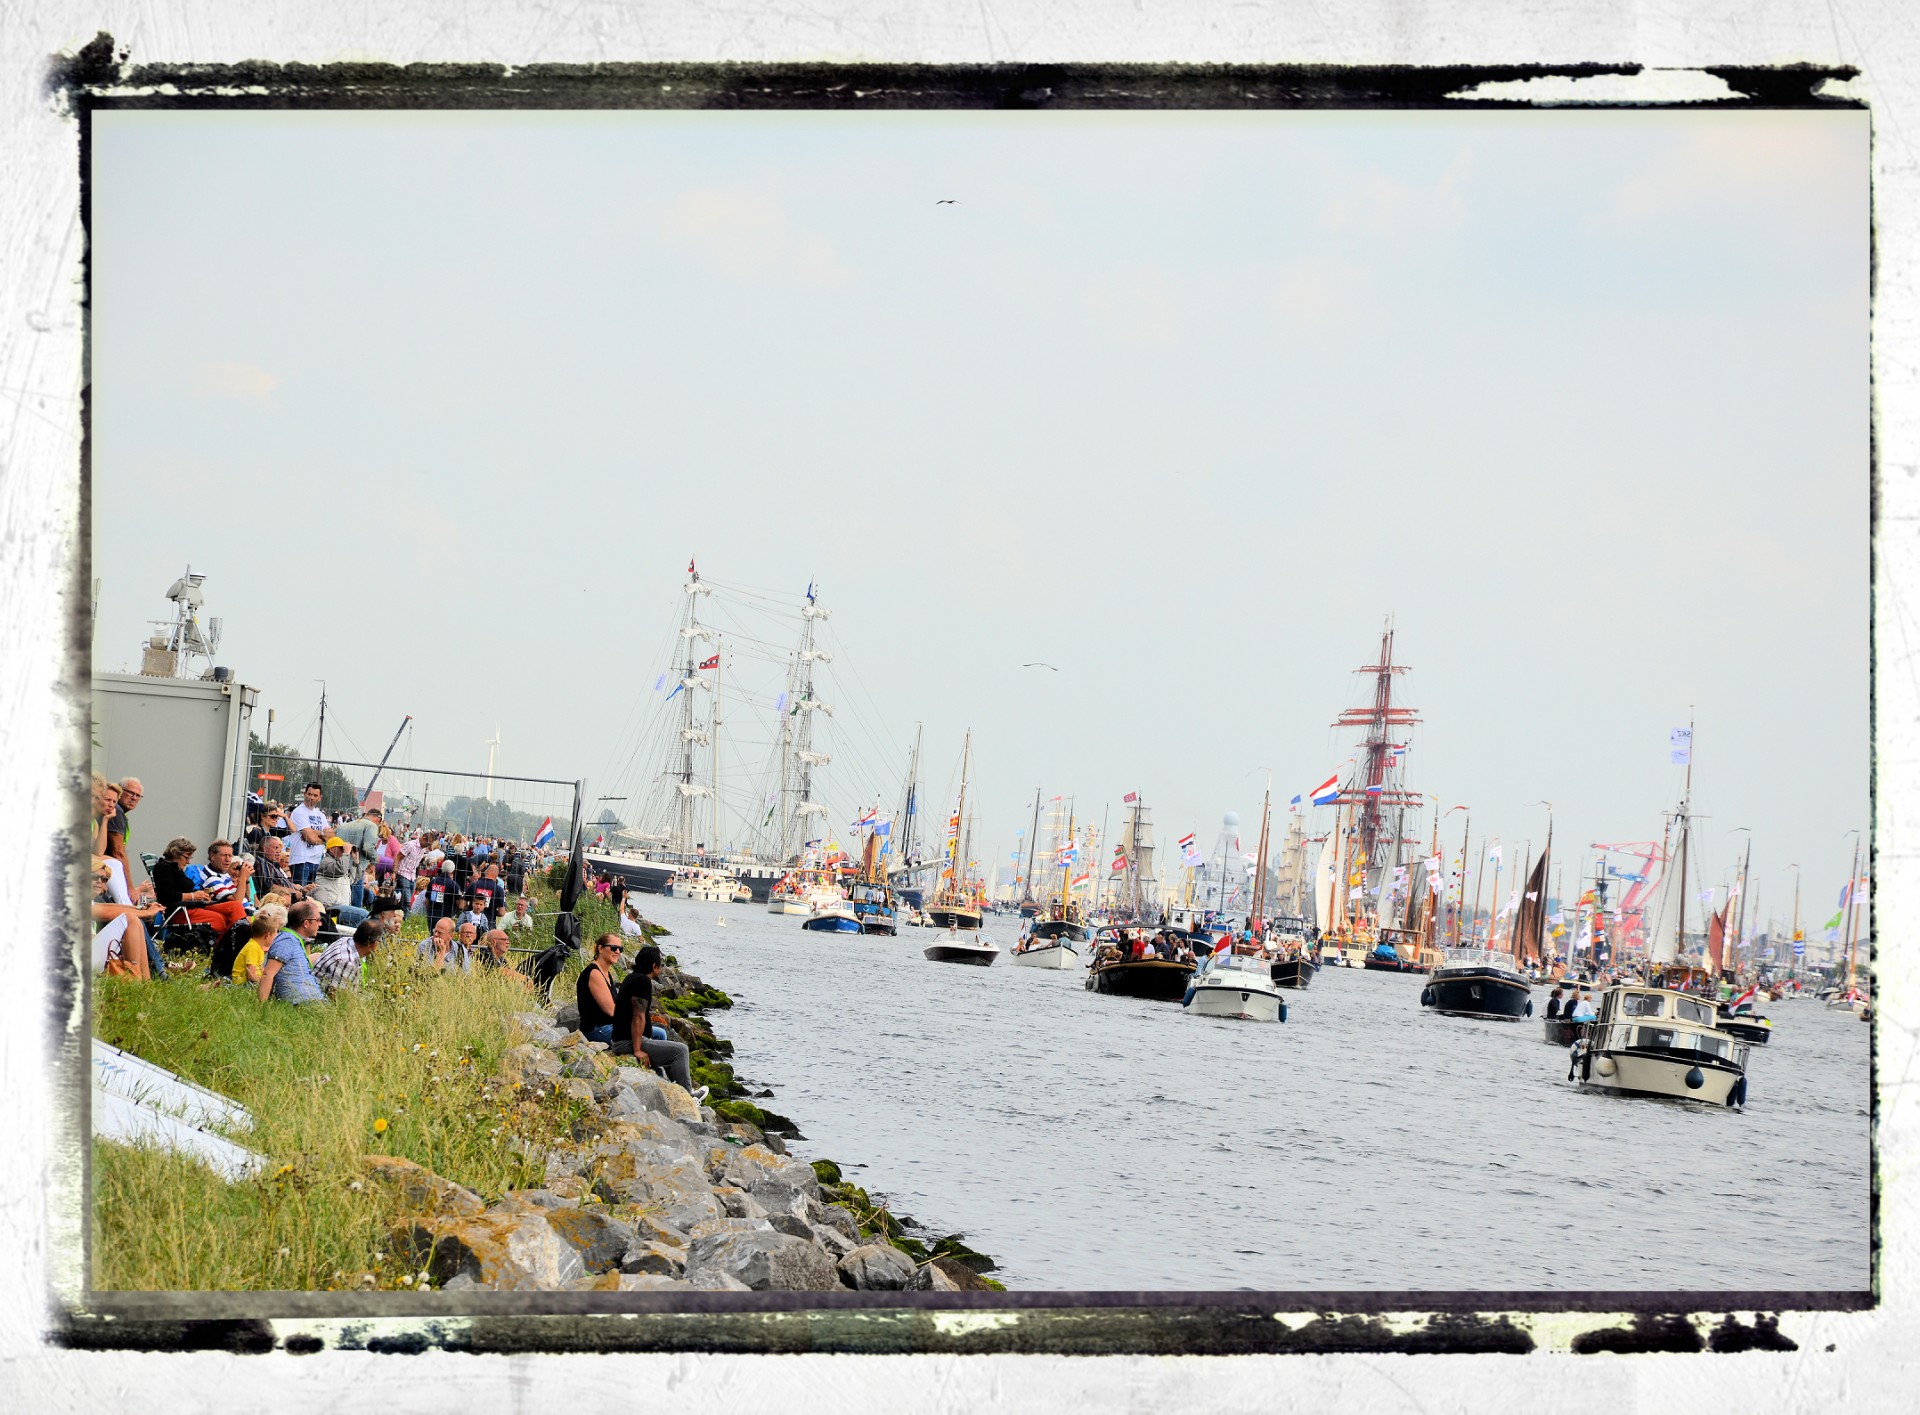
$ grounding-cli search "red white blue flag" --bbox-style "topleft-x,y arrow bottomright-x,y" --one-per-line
1310,775 -> 1340,806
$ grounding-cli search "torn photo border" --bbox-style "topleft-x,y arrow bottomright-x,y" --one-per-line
42,39 -> 1875,1358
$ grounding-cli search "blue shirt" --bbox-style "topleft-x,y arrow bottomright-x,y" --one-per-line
265,931 -> 327,1004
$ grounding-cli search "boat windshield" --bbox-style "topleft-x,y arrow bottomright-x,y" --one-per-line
1620,993 -> 1669,1018
1676,998 -> 1715,1026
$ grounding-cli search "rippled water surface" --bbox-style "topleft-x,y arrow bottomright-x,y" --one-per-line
656,897 -> 1871,1291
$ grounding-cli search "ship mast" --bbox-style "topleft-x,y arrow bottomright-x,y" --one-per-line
670,562 -> 715,859
1021,787 -> 1044,905
1675,714 -> 1694,967
783,584 -> 833,862
891,723 -> 923,884
1329,621 -> 1422,889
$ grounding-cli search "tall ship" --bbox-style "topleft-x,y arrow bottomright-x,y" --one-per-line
923,731 -> 985,931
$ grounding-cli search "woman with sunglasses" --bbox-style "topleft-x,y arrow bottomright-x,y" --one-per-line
576,934 -> 623,1044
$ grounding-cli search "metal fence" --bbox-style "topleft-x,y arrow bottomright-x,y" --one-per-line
247,753 -> 584,848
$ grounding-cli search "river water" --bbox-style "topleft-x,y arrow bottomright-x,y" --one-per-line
652,896 -> 1871,1292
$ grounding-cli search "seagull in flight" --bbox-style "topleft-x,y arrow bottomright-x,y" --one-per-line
936,199 -> 958,205
1023,662 -> 1058,671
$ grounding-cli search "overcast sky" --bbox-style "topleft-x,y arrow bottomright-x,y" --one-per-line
91,107 -> 1869,930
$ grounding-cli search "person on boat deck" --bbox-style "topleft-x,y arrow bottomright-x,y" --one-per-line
1545,987 -> 1565,1019
1570,990 -> 1597,1022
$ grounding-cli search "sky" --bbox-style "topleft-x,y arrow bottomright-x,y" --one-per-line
90,107 -> 1870,937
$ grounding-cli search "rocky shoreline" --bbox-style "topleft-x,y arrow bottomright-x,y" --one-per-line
372,960 -> 1001,1293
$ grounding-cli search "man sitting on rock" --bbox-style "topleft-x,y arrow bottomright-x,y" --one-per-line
476,927 -> 532,989
610,942 -> 706,1100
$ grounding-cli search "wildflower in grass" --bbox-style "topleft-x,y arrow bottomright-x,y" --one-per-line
399,1274 -> 413,1286
276,1246 -> 290,1258
373,1118 -> 389,1134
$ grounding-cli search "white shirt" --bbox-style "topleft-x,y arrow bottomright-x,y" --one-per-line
288,804 -> 330,867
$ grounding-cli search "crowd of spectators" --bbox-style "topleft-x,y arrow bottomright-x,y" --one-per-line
90,775 -> 558,1007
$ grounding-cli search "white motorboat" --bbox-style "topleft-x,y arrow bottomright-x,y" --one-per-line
1183,949 -> 1288,1022
667,866 -> 737,903
1568,984 -> 1750,1107
925,930 -> 999,966
1009,915 -> 1087,969
801,899 -> 861,934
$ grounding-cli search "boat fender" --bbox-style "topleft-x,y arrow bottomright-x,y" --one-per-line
1593,1055 -> 1614,1078
1277,999 -> 1288,1024
1180,986 -> 1196,1008
1729,1076 -> 1747,1109
1524,1000 -> 1533,1018
1420,988 -> 1435,1008
1684,1066 -> 1706,1091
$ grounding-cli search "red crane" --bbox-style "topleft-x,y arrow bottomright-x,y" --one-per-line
1587,840 -> 1669,954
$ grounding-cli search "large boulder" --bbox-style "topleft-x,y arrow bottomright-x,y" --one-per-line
405,1210 -> 586,1290
715,1186 -> 768,1221
655,1080 -> 704,1125
362,1155 -> 484,1217
916,1256 -> 997,1291
500,1043 -> 562,1091
552,1001 -> 581,1031
838,1243 -> 917,1291
807,1197 -> 861,1244
622,1273 -> 695,1291
908,1260 -> 963,1292
683,1229 -> 841,1292
588,1146 -> 723,1231
811,1223 -> 856,1260
544,1206 -> 638,1273
686,1215 -> 772,1243
721,1145 -> 818,1200
619,1240 -> 687,1277
558,1078 -> 596,1104
685,1269 -> 751,1292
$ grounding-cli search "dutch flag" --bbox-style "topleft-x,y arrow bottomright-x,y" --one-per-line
1177,832 -> 1195,850
532,818 -> 555,849
1310,775 -> 1341,806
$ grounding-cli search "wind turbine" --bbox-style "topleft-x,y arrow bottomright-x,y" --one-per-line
484,727 -> 502,802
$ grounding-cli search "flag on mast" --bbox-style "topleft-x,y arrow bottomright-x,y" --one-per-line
1310,775 -> 1341,806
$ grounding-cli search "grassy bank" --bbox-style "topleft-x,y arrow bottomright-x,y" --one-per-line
92,915 -> 586,1290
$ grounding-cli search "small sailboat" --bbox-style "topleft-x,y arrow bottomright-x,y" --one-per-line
1011,805 -> 1088,969
924,731 -> 985,931
848,829 -> 899,935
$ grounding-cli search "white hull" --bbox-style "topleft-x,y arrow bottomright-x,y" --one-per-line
1009,943 -> 1076,969
1185,969 -> 1285,1021
668,880 -> 732,902
1581,1050 -> 1742,1105
766,899 -> 812,915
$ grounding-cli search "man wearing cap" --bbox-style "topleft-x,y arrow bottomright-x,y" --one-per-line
311,836 -> 370,927
286,782 -> 329,886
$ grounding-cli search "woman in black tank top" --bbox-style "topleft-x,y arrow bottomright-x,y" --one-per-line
576,935 -> 620,1042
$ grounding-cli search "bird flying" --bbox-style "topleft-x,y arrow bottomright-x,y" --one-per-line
936,199 -> 957,205
1023,662 -> 1059,671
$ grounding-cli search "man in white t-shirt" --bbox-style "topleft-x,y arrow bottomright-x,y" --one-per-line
286,781 -> 330,885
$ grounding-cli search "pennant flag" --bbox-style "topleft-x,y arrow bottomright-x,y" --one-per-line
664,683 -> 685,703
531,818 -> 555,849
698,653 -> 720,670
805,580 -> 815,603
688,557 -> 697,575
653,673 -> 667,692
1310,775 -> 1340,806
1123,791 -> 1138,803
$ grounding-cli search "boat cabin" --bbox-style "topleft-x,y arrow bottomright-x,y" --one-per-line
1592,987 -> 1744,1065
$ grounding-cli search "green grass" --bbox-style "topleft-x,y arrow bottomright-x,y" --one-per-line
92,911 -> 591,1291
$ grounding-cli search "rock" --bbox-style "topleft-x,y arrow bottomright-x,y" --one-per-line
441,1272 -> 481,1292
723,1145 -> 819,1200
838,1243 -> 918,1291
498,1188 -> 571,1211
567,1271 -> 624,1291
618,1240 -> 686,1277
559,1078 -> 596,1104
719,1121 -> 765,1149
606,1076 -> 674,1122
906,1260 -> 963,1291
759,1132 -> 789,1156
811,1224 -> 856,1260
552,1002 -> 581,1031
588,1146 -> 723,1232
558,1056 -> 600,1080
531,1026 -> 569,1047
545,1175 -> 593,1203
684,1269 -> 751,1291
700,1144 -> 739,1184
926,1256 -> 997,1291
500,1043 -> 562,1090
766,1211 -> 814,1241
715,1186 -> 768,1221
656,1080 -> 703,1125
621,1273 -> 694,1291
544,1207 -> 638,1273
557,1030 -> 587,1047
684,1230 -> 841,1292
362,1155 -> 484,1217
686,1216 -> 772,1243
807,1198 -> 860,1244
510,1011 -> 553,1035
749,1180 -> 809,1220
405,1210 -> 587,1290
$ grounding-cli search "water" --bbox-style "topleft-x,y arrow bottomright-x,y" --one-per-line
657,897 -> 1871,1291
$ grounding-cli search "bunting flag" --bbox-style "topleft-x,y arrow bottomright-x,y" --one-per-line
698,653 -> 720,670
775,691 -> 788,712
664,683 -> 685,703
653,673 -> 667,691
1310,775 -> 1340,806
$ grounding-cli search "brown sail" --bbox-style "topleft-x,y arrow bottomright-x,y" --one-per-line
1510,834 -> 1551,964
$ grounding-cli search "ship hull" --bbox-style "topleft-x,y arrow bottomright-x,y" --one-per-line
1086,959 -> 1196,1001
1421,967 -> 1533,1020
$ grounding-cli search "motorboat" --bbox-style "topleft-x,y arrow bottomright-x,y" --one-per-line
1183,946 -> 1288,1022
1362,926 -> 1425,973
666,866 -> 739,903
1084,927 -> 1196,1001
1419,947 -> 1534,1021
1568,984 -> 1750,1108
848,881 -> 898,936
1010,916 -> 1087,969
924,929 -> 999,965
801,899 -> 862,934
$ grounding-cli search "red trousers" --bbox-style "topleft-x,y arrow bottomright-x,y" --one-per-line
186,900 -> 246,933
